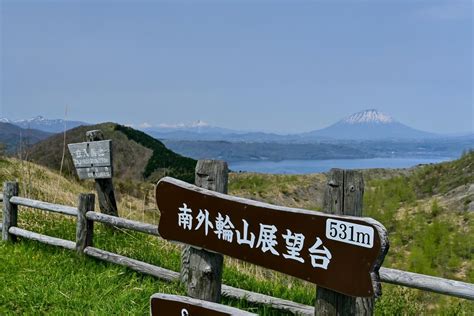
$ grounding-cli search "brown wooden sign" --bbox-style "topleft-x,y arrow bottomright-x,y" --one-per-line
150,294 -> 256,316
68,140 -> 113,179
156,177 -> 389,298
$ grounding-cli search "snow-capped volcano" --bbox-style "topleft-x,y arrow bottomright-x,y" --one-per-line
304,109 -> 437,140
342,109 -> 394,124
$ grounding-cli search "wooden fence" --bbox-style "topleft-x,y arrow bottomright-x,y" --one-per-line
1,180 -> 473,315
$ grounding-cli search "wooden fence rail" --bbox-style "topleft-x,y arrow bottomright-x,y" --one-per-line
379,267 -> 474,301
9,227 -> 76,250
10,196 -> 77,217
1,183 -> 473,316
86,211 -> 160,236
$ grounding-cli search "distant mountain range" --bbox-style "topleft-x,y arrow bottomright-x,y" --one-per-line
0,116 -> 88,134
142,109 -> 446,142
1,110 -> 471,165
141,109 -> 471,161
2,110 -> 468,142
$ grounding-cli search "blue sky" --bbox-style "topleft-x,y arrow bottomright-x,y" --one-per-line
1,0 -> 472,133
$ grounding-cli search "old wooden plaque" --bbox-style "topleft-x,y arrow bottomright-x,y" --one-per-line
155,177 -> 389,298
68,140 -> 112,179
150,294 -> 256,316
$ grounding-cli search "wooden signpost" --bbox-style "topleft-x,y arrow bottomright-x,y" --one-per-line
155,176 -> 389,298
150,294 -> 256,316
68,140 -> 113,180
68,130 -> 119,217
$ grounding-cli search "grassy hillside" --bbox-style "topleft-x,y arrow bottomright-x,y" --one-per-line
364,152 -> 473,283
362,163 -> 473,315
27,122 -> 196,183
411,149 -> 474,198
0,158 -> 309,315
114,124 -> 196,183
230,153 -> 474,314
229,173 -> 327,211
1,154 -> 473,315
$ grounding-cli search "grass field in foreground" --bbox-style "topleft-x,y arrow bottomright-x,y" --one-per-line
1,208 -> 472,315
1,155 -> 473,314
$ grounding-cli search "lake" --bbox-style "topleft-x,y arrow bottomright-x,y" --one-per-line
228,157 -> 454,174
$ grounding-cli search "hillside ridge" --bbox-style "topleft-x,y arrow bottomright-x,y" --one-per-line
27,122 -> 196,183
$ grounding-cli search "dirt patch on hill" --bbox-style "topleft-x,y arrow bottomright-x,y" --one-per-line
229,173 -> 327,210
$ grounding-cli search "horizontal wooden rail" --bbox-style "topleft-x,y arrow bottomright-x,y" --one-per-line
380,267 -> 474,300
8,227 -> 76,250
10,197 -> 77,217
84,246 -> 179,282
221,284 -> 313,315
84,246 -> 314,315
85,211 -> 159,236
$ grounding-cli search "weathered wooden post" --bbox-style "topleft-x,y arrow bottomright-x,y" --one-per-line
315,169 -> 374,315
76,193 -> 95,254
180,160 -> 228,302
2,181 -> 19,242
86,130 -> 119,217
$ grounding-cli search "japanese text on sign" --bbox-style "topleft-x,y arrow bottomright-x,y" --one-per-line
178,203 -> 332,269
156,177 -> 388,297
68,140 -> 113,179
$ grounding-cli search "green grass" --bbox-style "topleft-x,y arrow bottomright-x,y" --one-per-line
373,285 -> 473,316
362,153 -> 474,314
2,207 -> 472,315
0,241 -> 184,315
1,153 -> 474,315
364,173 -> 473,283
0,208 -> 312,315
411,150 -> 474,197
